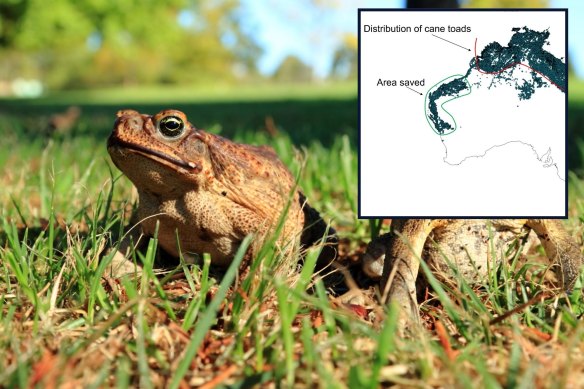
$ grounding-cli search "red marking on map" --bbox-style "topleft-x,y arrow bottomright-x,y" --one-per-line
474,38 -> 565,93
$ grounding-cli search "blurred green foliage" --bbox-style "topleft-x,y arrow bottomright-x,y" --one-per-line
330,34 -> 357,81
463,0 -> 548,7
0,0 -> 260,89
272,55 -> 314,83
0,83 -> 358,148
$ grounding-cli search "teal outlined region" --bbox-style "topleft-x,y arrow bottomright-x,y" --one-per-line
424,75 -> 471,135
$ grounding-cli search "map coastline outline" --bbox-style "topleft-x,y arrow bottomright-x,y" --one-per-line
424,27 -> 565,183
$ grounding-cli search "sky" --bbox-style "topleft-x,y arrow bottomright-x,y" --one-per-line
239,0 -> 584,79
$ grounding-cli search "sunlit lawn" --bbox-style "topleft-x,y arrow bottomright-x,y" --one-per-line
1,84 -> 584,387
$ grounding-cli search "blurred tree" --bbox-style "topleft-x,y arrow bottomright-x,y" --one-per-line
0,0 -> 28,48
273,55 -> 313,83
0,0 -> 260,90
463,0 -> 547,7
330,34 -> 357,80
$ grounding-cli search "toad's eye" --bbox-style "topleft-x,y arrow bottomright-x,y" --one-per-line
158,116 -> 185,138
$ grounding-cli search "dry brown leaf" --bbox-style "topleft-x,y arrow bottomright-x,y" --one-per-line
29,349 -> 58,389
435,320 -> 458,362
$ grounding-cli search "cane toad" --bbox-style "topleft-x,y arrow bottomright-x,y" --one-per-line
364,219 -> 582,328
107,109 -> 334,270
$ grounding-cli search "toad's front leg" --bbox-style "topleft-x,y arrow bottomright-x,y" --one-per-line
365,219 -> 449,332
525,219 -> 583,291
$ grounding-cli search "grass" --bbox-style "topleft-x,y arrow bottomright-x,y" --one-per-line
1,85 -> 584,387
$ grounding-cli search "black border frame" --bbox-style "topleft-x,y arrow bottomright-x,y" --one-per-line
357,8 -> 569,220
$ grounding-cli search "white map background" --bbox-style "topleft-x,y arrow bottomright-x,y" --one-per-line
360,10 -> 566,217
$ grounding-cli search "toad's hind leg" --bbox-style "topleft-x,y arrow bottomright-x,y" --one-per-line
525,219 -> 582,291
380,219 -> 449,331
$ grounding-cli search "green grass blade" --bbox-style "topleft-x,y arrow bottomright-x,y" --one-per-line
169,235 -> 252,389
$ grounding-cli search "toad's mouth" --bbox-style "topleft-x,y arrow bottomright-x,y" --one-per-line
108,137 -> 201,172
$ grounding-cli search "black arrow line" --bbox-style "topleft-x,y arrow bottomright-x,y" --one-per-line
432,34 -> 471,51
405,86 -> 422,95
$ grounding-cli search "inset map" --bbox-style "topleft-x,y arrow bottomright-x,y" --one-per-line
359,10 -> 567,217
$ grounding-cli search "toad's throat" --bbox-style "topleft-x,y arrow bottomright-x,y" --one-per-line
111,138 -> 200,171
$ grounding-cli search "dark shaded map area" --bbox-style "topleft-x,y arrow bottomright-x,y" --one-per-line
427,78 -> 469,134
427,27 -> 565,135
